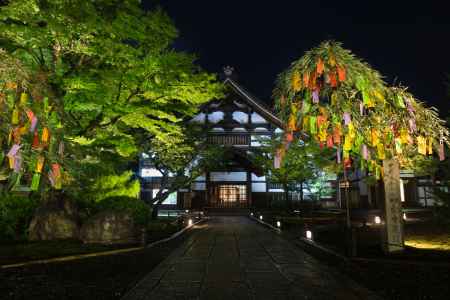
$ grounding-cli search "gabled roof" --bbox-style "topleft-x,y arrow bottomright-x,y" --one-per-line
223,77 -> 284,129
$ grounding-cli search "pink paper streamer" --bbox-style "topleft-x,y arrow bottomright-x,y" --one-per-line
13,155 -> 22,172
312,90 -> 320,103
439,142 -> 445,161
7,144 -> 21,158
362,144 -> 368,160
343,112 -> 351,125
30,116 -> 38,132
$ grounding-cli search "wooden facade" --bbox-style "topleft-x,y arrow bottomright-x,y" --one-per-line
139,68 -> 285,210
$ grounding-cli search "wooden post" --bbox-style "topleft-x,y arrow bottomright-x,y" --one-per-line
382,159 -> 404,253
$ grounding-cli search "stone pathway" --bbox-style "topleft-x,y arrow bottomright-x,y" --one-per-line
123,217 -> 380,300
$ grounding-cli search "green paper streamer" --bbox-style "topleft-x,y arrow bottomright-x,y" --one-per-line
31,173 -> 41,191
310,116 -> 317,134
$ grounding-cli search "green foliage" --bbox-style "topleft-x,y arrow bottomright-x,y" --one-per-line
0,0 -> 222,199
274,41 -> 449,176
94,196 -> 151,226
144,124 -> 228,205
0,193 -> 38,241
253,135 -> 334,198
90,171 -> 140,202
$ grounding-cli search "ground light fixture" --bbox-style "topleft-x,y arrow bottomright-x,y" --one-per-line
188,219 -> 193,226
276,221 -> 281,228
306,230 -> 313,240
250,212 -> 254,216
259,215 -> 263,220
374,216 -> 381,224
185,209 -> 189,213
403,213 -> 407,220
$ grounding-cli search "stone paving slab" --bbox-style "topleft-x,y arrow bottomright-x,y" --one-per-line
122,216 -> 381,300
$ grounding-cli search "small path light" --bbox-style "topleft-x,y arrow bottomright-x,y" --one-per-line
259,215 -> 263,221
188,219 -> 193,226
185,209 -> 189,213
374,216 -> 381,224
306,230 -> 313,240
276,221 -> 281,228
403,213 -> 407,221
250,212 -> 254,216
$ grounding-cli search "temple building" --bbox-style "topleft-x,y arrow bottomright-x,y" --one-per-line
139,67 -> 301,211
138,67 -> 442,213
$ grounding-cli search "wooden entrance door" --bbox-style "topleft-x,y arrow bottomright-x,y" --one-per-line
210,184 -> 247,208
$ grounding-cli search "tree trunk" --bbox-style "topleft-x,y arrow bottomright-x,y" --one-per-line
300,181 -> 304,202
283,183 -> 290,211
151,204 -> 159,220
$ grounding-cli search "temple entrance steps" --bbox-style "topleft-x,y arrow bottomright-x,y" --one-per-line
204,207 -> 250,216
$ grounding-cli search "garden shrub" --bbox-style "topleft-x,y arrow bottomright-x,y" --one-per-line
0,193 -> 38,241
94,196 -> 152,227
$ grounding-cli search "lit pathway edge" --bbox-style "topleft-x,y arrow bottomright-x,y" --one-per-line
0,218 -> 207,270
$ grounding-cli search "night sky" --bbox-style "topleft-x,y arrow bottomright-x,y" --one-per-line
149,1 -> 450,116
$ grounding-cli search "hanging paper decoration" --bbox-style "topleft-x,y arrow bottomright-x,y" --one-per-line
329,72 -> 337,87
343,112 -> 351,125
317,58 -> 324,75
274,41 -> 450,180
439,141 -> 445,161
408,118 -> 416,133
41,127 -> 50,143
362,144 -> 368,160
292,72 -> 302,92
333,124 -> 341,144
11,107 -> 19,125
377,143 -> 385,160
327,135 -> 334,148
274,149 -> 282,169
336,147 -> 341,163
337,66 -> 346,82
312,89 -> 320,103
343,135 -> 352,151
32,130 -> 40,149
427,138 -> 433,155
30,173 -> 41,191
417,136 -> 427,155
7,144 -> 20,158
36,156 -> 45,173
303,72 -> 310,86
371,129 -> 379,146
19,92 -> 28,106
8,156 -> 15,169
309,116 -> 317,134
395,139 -> 402,154
13,155 -> 22,172
286,132 -> 294,142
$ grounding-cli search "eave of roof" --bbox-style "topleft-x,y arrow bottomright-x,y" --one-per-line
224,77 -> 285,129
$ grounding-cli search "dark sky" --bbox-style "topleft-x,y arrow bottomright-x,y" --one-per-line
148,1 -> 450,116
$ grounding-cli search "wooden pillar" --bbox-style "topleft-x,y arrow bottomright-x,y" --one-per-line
247,171 -> 252,208
205,172 -> 210,207
382,159 -> 404,253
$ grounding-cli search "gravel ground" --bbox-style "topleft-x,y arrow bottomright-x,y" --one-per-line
0,229 -> 196,300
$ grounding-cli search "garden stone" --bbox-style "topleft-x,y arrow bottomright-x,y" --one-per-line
80,211 -> 137,244
28,198 -> 80,241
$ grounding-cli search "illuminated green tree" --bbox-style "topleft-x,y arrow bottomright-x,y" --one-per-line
274,41 -> 449,179
254,136 -> 334,209
0,1 -> 222,197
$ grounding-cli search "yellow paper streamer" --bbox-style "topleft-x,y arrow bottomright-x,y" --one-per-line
12,108 -> 19,125
36,156 -> 45,173
417,136 -> 427,155
427,138 -> 433,155
377,143 -> 385,160
41,127 -> 49,143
